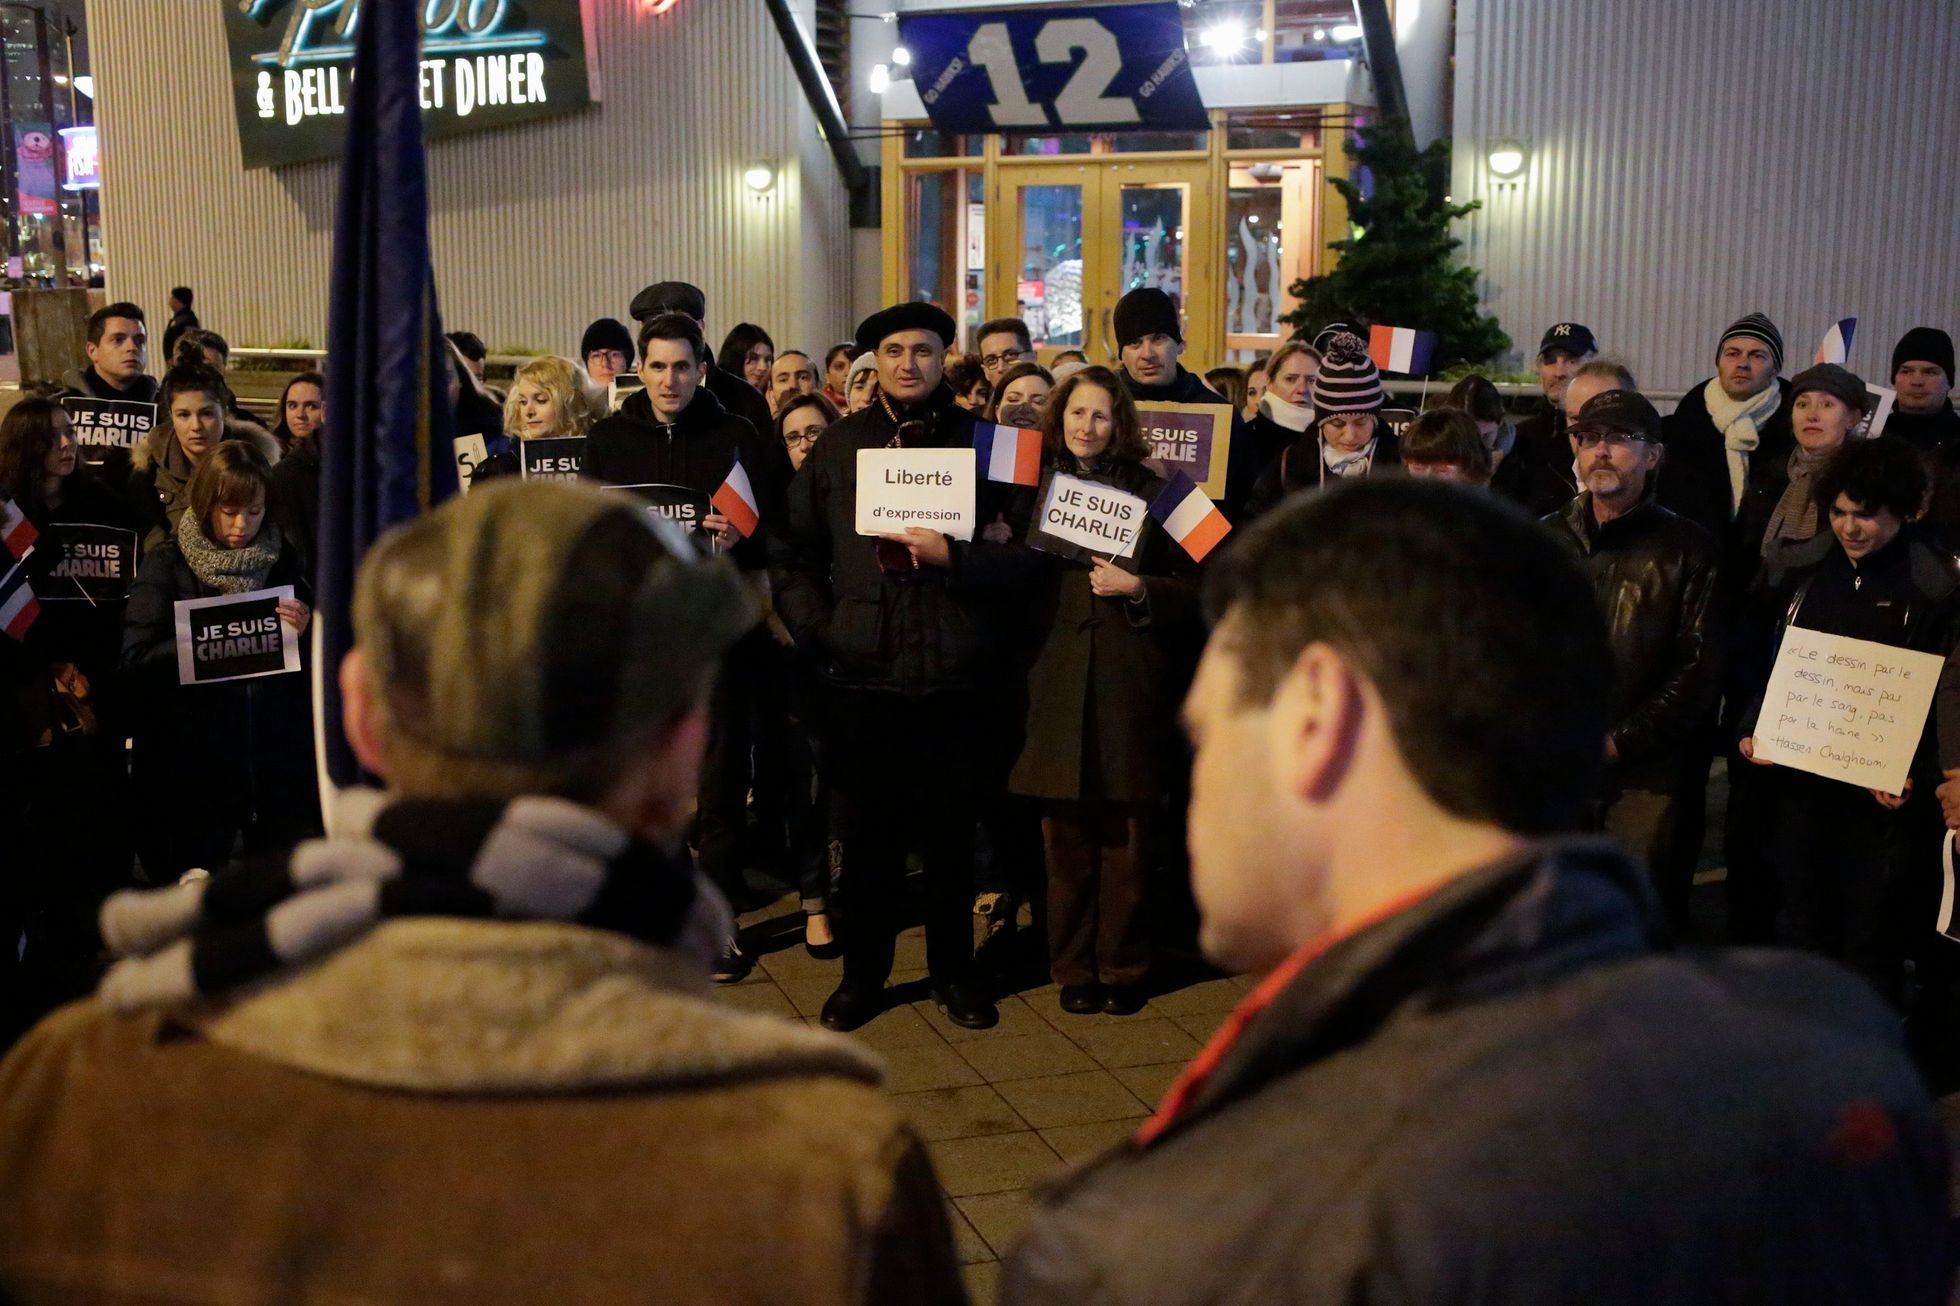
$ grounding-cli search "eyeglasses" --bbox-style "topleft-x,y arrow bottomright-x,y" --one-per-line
783,431 -> 820,448
1572,428 -> 1655,450
980,351 -> 1031,370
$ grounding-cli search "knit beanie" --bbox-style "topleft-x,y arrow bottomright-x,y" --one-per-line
580,317 -> 632,361
1788,363 -> 1869,414
1113,287 -> 1182,349
1310,331 -> 1385,418
1891,327 -> 1955,386
1719,312 -> 1784,373
846,351 -> 876,388
353,480 -> 754,765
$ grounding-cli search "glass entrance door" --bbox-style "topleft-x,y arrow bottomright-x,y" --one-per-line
993,160 -> 1216,370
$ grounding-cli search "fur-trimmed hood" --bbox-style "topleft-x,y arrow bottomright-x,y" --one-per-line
131,414 -> 280,473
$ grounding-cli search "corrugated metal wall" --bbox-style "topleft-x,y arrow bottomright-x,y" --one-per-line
1452,0 -> 1960,391
84,0 -> 853,359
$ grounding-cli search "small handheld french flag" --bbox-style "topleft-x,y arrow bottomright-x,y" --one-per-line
973,422 -> 1042,487
711,459 -> 760,538
1148,470 -> 1232,563
1368,325 -> 1439,376
1,495 -> 35,561
1814,318 -> 1857,367
0,554 -> 37,642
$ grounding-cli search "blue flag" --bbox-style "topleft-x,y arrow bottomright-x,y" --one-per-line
315,0 -> 460,797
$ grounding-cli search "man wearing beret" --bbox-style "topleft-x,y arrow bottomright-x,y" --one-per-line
774,301 -> 1035,1032
630,279 -> 776,443
1111,287 -> 1262,516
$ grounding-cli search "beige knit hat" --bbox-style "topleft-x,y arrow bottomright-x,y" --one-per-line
353,479 -> 754,763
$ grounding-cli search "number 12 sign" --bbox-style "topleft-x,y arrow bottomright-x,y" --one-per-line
898,2 -> 1210,135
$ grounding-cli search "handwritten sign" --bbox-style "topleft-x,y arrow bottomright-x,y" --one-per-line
1752,626 -> 1943,796
519,435 -> 585,482
1028,470 -> 1145,564
173,585 -> 302,686
39,522 -> 136,603
1137,402 -> 1230,501
855,448 -> 976,541
454,434 -> 489,493
62,395 -> 156,463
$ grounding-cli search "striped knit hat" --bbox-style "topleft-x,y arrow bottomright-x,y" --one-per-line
1311,331 -> 1386,418
1719,312 -> 1784,373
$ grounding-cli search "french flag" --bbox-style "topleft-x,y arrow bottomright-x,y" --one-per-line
1368,325 -> 1439,376
1148,470 -> 1232,563
973,422 -> 1042,486
1814,317 -> 1856,366
711,458 -> 761,538
0,554 -> 36,641
1,494 -> 35,560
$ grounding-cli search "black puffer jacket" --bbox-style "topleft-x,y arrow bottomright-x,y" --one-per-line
1544,496 -> 1723,788
1659,377 -> 1795,541
773,384 -> 1034,695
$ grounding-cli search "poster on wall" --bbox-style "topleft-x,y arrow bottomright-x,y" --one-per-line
224,0 -> 600,168
14,125 -> 58,218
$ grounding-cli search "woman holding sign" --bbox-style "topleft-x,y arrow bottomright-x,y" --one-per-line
123,440 -> 320,882
1738,437 -> 1960,1006
1010,366 -> 1200,1015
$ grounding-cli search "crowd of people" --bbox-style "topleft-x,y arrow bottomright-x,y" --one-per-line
2,278 -> 1959,1300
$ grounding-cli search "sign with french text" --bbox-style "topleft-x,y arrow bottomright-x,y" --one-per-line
855,448 -> 977,541
1027,470 -> 1145,567
614,482 -> 714,541
61,395 -> 156,461
39,523 -> 137,603
519,435 -> 585,482
899,2 -> 1208,135
1859,384 -> 1897,439
1137,402 -> 1231,501
454,434 -> 489,492
224,0 -> 599,169
173,585 -> 303,686
1752,627 -> 1943,796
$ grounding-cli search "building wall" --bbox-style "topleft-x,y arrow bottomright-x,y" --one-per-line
84,0 -> 853,359
1451,0 -> 1960,390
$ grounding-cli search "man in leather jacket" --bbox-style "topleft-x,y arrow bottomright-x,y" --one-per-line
1544,389 -> 1722,925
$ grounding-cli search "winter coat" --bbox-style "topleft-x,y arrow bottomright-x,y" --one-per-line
1489,430 -> 1576,516
583,387 -> 778,571
1002,839 -> 1951,1306
120,533 -> 318,837
160,307 -> 198,363
126,417 -> 282,555
773,383 -> 1035,695
1244,428 -> 1404,519
269,434 -> 321,577
0,915 -> 963,1306
1120,366 -> 1260,518
1008,458 -> 1199,803
1885,405 -> 1960,546
1659,376 -> 1795,541
1544,496 -> 1722,789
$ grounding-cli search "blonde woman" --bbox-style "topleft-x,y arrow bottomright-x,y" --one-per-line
503,356 -> 597,441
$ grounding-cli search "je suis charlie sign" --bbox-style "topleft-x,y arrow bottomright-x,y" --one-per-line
225,0 -> 599,168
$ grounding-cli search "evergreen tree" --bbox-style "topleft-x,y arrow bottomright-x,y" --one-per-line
1281,118 -> 1510,371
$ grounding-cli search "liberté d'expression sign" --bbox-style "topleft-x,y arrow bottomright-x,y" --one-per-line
224,0 -> 599,168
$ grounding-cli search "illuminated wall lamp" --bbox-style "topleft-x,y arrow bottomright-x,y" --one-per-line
744,160 -> 779,193
1487,139 -> 1527,179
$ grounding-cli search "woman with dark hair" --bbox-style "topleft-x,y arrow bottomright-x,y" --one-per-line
171,327 -> 229,374
946,355 -> 990,412
129,363 -> 280,553
1007,365 -> 1200,1015
268,372 -> 327,574
1399,408 -> 1493,485
821,342 -> 856,408
1445,373 -> 1569,513
123,440 -> 320,881
985,361 -> 1054,429
717,323 -> 775,395
1739,436 -> 1960,1007
0,396 -> 142,1030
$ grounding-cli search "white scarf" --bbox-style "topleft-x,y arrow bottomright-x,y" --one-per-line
1260,392 -> 1313,434
1703,377 -> 1783,514
1322,437 -> 1378,479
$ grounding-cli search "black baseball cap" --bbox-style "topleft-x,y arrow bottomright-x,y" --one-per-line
1570,389 -> 1661,442
1538,323 -> 1597,360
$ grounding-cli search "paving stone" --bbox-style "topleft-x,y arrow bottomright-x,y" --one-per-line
837,1002 -> 948,1053
1112,1060 -> 1186,1107
929,1131 -> 1063,1197
916,994 -> 1051,1043
774,977 -> 841,1019
756,942 -> 842,983
1171,1009 -> 1230,1042
1144,977 -> 1246,1018
956,1190 -> 1038,1258
881,1041 -> 986,1093
713,983 -> 798,1019
1073,1017 -> 1203,1070
1040,1118 -> 1145,1165
994,1070 -> 1149,1130
893,1085 -> 1029,1142
956,1030 -> 1097,1083
948,1204 -> 992,1265
962,1259 -> 1002,1302
892,929 -> 930,971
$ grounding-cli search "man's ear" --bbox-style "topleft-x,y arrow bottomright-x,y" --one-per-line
1271,642 -> 1364,805
339,648 -> 391,780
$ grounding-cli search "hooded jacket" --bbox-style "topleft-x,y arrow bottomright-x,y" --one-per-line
773,382 -> 1035,694
126,417 -> 282,555
1545,495 -> 1723,788
583,386 -> 778,571
1004,840 -> 1950,1306
57,365 -> 163,489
